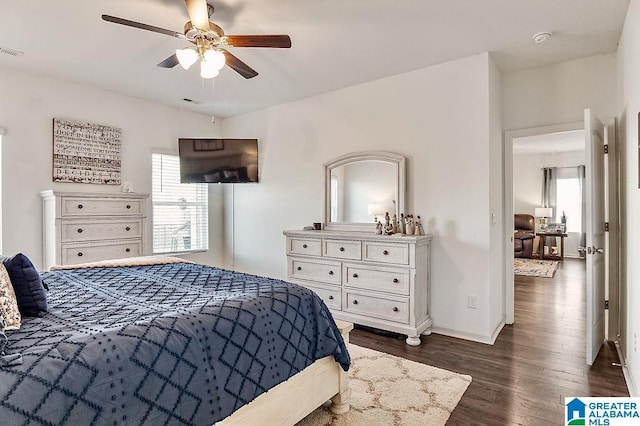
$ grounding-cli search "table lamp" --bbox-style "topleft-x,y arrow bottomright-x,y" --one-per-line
368,203 -> 385,222
534,207 -> 553,231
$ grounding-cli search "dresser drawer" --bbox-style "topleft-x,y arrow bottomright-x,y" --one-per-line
289,258 -> 341,285
288,238 -> 322,256
61,241 -> 142,265
61,197 -> 144,217
303,284 -> 342,311
343,290 -> 409,324
323,240 -> 361,260
344,264 -> 410,295
60,219 -> 142,242
363,242 -> 410,265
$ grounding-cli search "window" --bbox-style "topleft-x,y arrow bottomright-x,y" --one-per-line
330,175 -> 338,222
555,171 -> 582,233
152,153 -> 208,254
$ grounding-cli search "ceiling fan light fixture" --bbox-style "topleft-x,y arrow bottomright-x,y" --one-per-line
200,60 -> 220,79
176,48 -> 198,70
203,49 -> 226,71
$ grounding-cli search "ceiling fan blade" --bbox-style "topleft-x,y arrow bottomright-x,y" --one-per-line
102,15 -> 183,39
158,54 -> 180,68
184,0 -> 211,31
222,50 -> 258,79
224,35 -> 292,48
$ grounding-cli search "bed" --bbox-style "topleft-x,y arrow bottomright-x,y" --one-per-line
0,257 -> 351,425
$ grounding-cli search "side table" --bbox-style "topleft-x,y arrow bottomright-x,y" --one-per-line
536,232 -> 568,261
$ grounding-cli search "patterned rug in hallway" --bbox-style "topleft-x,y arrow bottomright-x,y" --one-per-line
514,258 -> 559,278
298,344 -> 472,426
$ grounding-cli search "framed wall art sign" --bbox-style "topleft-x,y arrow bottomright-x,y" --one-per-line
52,118 -> 121,185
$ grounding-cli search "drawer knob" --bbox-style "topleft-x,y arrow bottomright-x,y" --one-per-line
77,204 -> 83,209
352,300 -> 358,305
329,270 -> 334,275
125,226 -> 131,231
393,278 -> 399,283
77,252 -> 83,257
328,295 -> 334,300
297,266 -> 302,271
302,244 -> 308,248
125,248 -> 131,253
77,228 -> 83,233
126,204 -> 131,209
352,273 -> 358,278
393,307 -> 399,312
339,247 -> 345,252
383,250 -> 389,255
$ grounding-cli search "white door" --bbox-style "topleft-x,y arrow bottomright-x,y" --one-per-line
584,109 -> 606,366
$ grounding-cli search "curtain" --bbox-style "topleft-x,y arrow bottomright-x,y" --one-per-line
541,167 -> 557,246
578,165 -> 587,255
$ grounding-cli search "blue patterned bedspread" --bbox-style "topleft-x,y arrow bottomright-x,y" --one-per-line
0,262 -> 350,425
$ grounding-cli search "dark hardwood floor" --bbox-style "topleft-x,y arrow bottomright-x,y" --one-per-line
349,258 -> 629,425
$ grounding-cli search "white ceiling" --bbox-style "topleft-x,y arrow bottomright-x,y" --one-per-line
0,0 -> 630,118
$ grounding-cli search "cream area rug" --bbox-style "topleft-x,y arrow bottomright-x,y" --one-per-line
514,258 -> 559,278
298,344 -> 472,426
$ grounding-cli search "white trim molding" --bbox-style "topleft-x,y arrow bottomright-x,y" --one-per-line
616,341 -> 637,396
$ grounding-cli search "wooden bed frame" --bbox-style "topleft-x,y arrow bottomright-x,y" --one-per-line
217,320 -> 353,425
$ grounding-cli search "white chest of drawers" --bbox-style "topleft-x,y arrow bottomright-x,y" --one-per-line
40,191 -> 148,270
283,230 -> 432,345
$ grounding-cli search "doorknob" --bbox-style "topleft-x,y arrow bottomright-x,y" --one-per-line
581,246 -> 604,255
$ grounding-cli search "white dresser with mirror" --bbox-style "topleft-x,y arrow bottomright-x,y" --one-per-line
284,151 -> 432,345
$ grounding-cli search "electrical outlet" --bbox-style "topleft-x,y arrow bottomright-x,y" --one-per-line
467,295 -> 477,309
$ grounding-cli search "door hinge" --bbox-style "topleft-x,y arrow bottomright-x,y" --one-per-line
605,222 -> 609,232
605,300 -> 609,310
604,144 -> 609,154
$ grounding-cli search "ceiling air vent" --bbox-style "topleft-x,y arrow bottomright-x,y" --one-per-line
0,47 -> 24,57
182,98 -> 201,104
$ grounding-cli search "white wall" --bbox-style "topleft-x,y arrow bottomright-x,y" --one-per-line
222,53 -> 501,342
0,66 -> 225,270
617,0 -> 640,396
513,152 -> 544,215
503,54 -> 617,130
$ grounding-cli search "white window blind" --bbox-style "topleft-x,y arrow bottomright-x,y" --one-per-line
152,153 -> 208,254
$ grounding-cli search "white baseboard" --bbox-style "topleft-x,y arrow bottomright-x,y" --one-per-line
430,326 -> 496,345
490,320 -> 505,344
616,341 -> 638,396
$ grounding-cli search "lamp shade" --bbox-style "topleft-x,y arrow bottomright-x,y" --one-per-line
200,60 -> 220,79
534,207 -> 553,218
203,49 -> 226,71
367,203 -> 385,216
176,48 -> 198,70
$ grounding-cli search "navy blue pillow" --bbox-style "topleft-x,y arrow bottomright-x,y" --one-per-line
1,253 -> 47,317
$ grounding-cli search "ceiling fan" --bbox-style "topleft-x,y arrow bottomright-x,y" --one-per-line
102,0 -> 291,79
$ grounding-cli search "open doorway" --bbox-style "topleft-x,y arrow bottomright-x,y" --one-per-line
512,129 -> 587,262
504,116 -> 620,366
504,121 -> 585,325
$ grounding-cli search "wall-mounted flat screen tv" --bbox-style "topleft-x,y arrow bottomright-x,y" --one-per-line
178,138 -> 259,183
